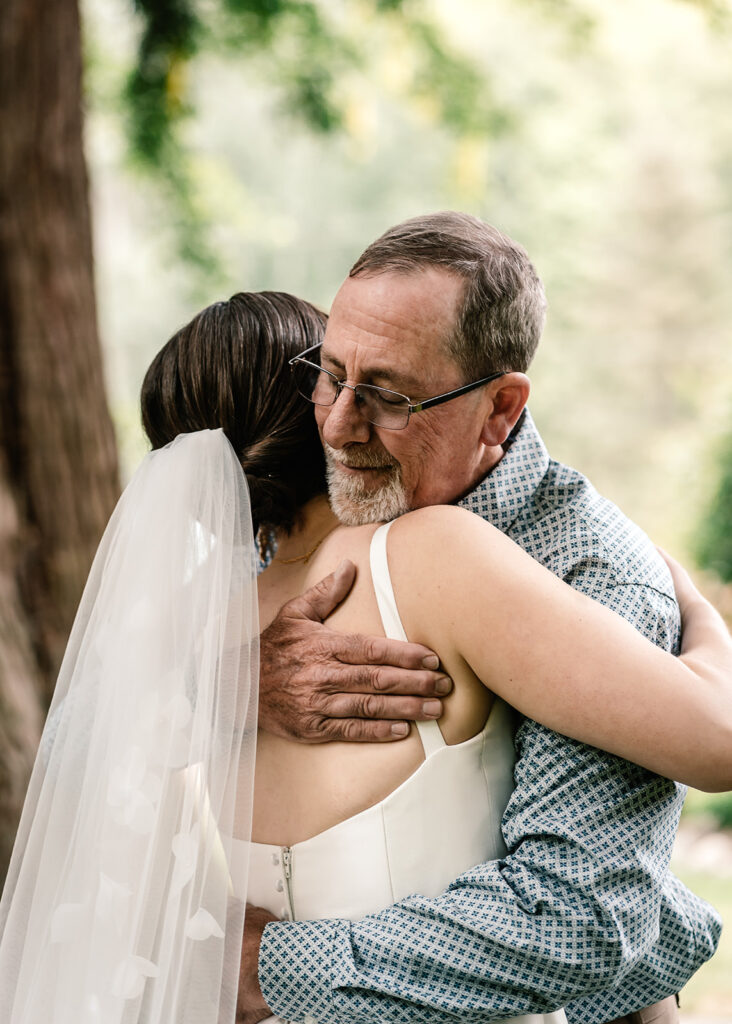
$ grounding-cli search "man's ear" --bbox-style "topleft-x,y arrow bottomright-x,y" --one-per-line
479,373 -> 530,447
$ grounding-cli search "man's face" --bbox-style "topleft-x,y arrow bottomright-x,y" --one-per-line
317,268 -> 497,525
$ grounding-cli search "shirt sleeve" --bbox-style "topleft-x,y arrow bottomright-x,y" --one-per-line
258,583 -> 720,1024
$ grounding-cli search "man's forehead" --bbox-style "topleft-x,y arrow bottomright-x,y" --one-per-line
329,268 -> 462,327
327,289 -> 431,345
323,270 -> 462,371
320,342 -> 425,393
321,319 -> 456,395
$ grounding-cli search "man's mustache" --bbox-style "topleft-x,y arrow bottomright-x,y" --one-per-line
323,443 -> 399,472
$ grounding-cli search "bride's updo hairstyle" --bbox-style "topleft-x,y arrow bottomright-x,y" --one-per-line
141,291 -> 327,534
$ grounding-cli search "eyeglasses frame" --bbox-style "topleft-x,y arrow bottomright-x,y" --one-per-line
288,342 -> 507,429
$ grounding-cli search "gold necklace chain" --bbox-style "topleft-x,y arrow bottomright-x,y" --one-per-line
275,525 -> 338,565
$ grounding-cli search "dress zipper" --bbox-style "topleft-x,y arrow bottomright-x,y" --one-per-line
282,846 -> 294,919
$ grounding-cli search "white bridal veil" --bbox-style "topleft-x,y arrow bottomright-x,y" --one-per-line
0,430 -> 259,1024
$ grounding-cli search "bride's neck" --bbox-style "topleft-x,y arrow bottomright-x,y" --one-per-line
273,493 -> 339,563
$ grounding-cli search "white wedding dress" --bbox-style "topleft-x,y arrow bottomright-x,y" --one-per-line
247,522 -> 568,1024
0,436 -> 567,1023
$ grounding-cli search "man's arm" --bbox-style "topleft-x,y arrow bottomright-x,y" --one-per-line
254,747 -> 692,1023
259,560 -> 451,743
245,581 -> 720,1024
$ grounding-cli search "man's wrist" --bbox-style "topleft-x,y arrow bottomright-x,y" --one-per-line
239,904 -> 278,1019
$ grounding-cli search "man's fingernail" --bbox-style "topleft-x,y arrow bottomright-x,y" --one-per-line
435,677 -> 451,695
422,654 -> 439,669
391,722 -> 409,737
423,699 -> 442,718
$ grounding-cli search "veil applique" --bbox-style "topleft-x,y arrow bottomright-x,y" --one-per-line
0,430 -> 259,1024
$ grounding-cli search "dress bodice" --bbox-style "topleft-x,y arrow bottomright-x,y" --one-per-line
250,522 -> 566,1024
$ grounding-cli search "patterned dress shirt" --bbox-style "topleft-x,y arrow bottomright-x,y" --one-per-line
259,409 -> 722,1024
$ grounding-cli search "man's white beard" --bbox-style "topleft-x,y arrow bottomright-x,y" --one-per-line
324,444 -> 412,526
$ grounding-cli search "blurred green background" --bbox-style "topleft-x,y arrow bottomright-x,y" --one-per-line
88,0 -> 732,569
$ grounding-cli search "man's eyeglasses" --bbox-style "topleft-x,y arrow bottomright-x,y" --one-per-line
289,343 -> 507,431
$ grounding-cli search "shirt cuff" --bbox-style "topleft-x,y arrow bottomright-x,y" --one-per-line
259,918 -> 344,1023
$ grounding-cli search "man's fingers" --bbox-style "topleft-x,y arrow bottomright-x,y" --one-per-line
261,568 -> 450,745
320,717 -> 413,742
334,632 -> 441,671
321,663 -> 451,697
322,692 -> 444,722
287,560 -> 357,623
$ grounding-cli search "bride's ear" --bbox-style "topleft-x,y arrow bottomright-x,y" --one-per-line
479,373 -> 531,447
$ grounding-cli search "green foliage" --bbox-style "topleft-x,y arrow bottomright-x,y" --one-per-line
90,0 -> 732,552
517,0 -> 596,44
124,0 -> 218,274
251,2 -> 356,133
122,0 -> 502,279
126,0 -> 201,167
406,17 -> 505,136
711,795 -> 732,829
697,425 -> 732,583
678,0 -> 732,30
684,788 -> 732,829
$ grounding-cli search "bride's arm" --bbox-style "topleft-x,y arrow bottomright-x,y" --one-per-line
389,507 -> 732,792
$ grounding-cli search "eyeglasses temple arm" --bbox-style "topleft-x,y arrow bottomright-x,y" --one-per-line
410,371 -> 506,413
288,341 -> 324,366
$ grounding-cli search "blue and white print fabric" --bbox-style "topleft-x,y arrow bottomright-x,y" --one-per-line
259,409 -> 721,1024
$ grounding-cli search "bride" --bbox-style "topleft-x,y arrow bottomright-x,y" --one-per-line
1,291 -> 730,1024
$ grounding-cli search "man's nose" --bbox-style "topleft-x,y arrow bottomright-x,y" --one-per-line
321,386 -> 372,448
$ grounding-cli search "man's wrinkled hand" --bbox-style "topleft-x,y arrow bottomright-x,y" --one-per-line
259,560 -> 452,742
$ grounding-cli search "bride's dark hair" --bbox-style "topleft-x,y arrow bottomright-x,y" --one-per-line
141,290 -> 327,534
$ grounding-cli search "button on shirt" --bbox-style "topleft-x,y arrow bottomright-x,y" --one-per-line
259,409 -> 721,1024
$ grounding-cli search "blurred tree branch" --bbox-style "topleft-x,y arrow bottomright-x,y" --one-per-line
122,0 -> 511,279
676,0 -> 732,30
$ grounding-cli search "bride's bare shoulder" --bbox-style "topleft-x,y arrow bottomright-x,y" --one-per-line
388,504 -> 499,550
386,506 -> 527,597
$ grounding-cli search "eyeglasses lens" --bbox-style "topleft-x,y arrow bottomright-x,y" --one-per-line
292,361 -> 335,405
292,361 -> 410,429
359,387 -> 410,429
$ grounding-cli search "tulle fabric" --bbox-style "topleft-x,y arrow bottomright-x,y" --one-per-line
0,430 -> 259,1024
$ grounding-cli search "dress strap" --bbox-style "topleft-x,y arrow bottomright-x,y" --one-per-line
369,523 -> 446,757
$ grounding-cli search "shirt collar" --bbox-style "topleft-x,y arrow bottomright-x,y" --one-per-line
458,409 -> 549,533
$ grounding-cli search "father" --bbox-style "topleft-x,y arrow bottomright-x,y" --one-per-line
239,214 -> 720,1023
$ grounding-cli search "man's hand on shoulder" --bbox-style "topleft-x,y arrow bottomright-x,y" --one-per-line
259,560 -> 451,742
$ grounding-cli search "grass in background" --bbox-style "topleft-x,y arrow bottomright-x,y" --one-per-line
677,791 -> 732,1018
675,868 -> 732,1018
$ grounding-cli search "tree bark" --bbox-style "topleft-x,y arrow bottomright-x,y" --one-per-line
0,0 -> 120,881
0,455 -> 43,877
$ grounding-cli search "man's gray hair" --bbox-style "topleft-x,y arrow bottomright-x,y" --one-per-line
349,212 -> 546,378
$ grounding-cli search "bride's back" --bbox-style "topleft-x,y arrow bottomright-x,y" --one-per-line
253,514 -> 493,847
137,290 -> 496,848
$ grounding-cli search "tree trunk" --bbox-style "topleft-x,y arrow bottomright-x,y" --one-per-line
0,0 -> 120,882
0,456 -> 44,878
